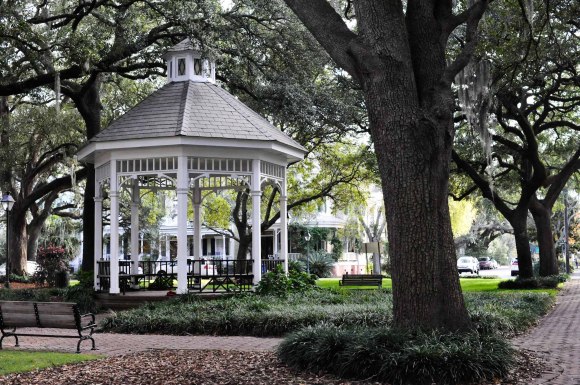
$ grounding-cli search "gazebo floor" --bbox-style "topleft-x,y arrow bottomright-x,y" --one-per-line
95,290 -> 235,310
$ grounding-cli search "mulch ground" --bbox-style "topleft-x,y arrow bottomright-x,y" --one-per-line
0,348 -> 545,385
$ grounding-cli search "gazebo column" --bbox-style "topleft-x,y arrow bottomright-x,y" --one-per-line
109,162 -> 120,294
93,195 -> 103,291
251,160 -> 262,286
229,235 -> 235,259
281,176 -> 289,274
193,180 -> 202,275
165,235 -> 171,259
130,182 -> 140,278
176,156 -> 189,294
273,229 -> 278,258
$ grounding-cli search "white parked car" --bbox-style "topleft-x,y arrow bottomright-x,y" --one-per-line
457,256 -> 479,275
0,261 -> 38,276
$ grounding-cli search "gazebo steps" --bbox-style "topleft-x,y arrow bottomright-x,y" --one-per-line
95,291 -> 234,310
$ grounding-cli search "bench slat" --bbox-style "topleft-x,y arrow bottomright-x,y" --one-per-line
2,313 -> 38,328
38,315 -> 78,329
35,303 -> 76,315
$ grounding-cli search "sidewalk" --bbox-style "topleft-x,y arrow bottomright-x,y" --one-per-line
513,272 -> 580,384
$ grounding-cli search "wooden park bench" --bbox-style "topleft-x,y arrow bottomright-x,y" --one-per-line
339,274 -> 384,288
0,301 -> 97,353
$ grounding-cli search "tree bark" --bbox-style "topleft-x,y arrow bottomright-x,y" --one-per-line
281,0 -> 488,331
509,213 -> 534,278
530,198 -> 559,276
67,74 -> 103,273
9,207 -> 28,276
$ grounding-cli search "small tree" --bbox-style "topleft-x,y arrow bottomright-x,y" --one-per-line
35,245 -> 70,287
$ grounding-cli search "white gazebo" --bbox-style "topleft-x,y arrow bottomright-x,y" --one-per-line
77,39 -> 306,294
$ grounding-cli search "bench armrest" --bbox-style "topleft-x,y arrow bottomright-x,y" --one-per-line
80,313 -> 96,325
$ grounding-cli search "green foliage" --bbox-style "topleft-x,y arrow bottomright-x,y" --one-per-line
0,287 -> 64,302
255,264 -> 316,296
278,325 -> 514,385
330,235 -> 342,261
63,285 -> 96,314
100,289 -> 553,341
148,275 -> 174,290
303,250 -> 335,278
449,199 -> 477,238
497,276 -> 562,290
255,265 -> 291,296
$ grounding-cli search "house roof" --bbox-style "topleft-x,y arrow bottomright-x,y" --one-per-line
91,81 -> 306,153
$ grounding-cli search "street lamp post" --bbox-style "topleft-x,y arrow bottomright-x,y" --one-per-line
2,193 -> 15,289
304,231 -> 311,274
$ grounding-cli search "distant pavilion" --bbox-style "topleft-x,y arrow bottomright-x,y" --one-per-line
77,39 -> 306,294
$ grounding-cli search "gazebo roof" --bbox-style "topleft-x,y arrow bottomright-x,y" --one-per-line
92,81 -> 305,152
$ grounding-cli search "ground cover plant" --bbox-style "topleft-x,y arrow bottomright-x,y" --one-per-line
278,325 -> 514,385
0,351 -> 101,376
100,289 -> 554,339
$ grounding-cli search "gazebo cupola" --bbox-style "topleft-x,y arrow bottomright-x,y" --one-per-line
77,38 -> 306,296
164,39 -> 215,84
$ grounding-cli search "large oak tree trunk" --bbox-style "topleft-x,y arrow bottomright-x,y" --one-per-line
367,92 -> 470,330
9,208 -> 28,275
510,214 -> 534,278
72,75 -> 103,273
281,0 -> 489,331
530,200 -> 559,276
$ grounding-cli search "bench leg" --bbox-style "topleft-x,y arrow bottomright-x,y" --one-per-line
77,336 -> 97,353
0,333 -> 19,349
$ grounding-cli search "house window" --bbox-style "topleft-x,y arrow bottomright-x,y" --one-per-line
194,59 -> 202,75
177,58 -> 186,76
169,61 -> 173,78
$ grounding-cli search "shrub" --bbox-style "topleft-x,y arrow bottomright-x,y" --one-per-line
148,274 -> 174,290
35,245 -> 71,287
255,265 -> 291,296
303,251 -> 334,278
64,285 -> 97,313
278,325 -> 514,385
498,276 -> 560,290
0,287 -> 64,302
256,265 -> 317,296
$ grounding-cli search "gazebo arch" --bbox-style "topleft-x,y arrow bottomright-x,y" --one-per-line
77,39 -> 306,294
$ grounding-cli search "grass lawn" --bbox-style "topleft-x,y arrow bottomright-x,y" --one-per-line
0,351 -> 102,376
316,277 -> 560,294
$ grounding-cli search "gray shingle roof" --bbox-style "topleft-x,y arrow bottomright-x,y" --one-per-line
92,81 -> 305,152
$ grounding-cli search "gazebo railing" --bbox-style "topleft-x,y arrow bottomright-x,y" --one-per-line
97,258 -> 283,293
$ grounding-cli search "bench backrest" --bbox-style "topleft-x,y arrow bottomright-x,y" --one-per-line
0,301 -> 37,328
342,274 -> 383,280
0,301 -> 80,329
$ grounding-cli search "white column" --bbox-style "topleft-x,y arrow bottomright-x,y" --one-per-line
109,161 -> 120,294
273,229 -> 279,258
193,180 -> 202,275
165,235 -> 171,259
251,160 -> 262,285
229,235 -> 235,259
281,175 -> 288,275
176,156 -> 189,294
130,182 -> 140,276
222,235 -> 226,257
93,195 -> 103,291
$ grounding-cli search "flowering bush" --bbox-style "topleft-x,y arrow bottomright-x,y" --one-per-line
34,245 -> 70,287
